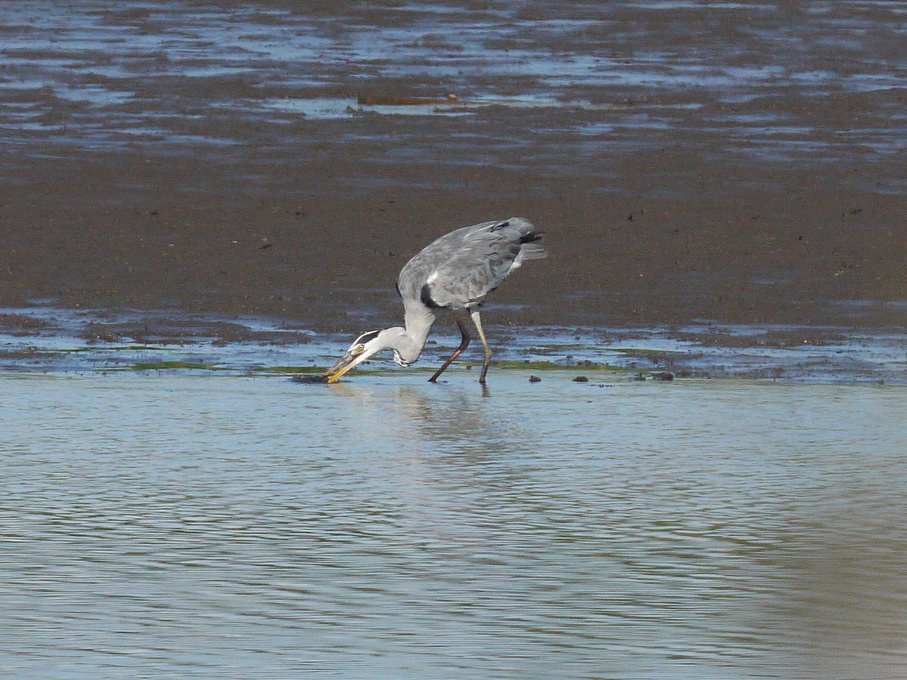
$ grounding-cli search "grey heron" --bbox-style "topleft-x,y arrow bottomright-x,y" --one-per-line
323,217 -> 546,384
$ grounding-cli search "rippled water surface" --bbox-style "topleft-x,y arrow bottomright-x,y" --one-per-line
2,373 -> 905,678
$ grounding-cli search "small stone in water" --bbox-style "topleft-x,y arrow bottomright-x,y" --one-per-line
292,374 -> 328,384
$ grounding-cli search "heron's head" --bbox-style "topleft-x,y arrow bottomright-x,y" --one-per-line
323,329 -> 391,383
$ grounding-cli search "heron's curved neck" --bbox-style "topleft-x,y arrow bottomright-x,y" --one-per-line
391,307 -> 435,364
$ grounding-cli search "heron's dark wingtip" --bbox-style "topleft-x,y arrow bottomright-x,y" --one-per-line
520,230 -> 545,244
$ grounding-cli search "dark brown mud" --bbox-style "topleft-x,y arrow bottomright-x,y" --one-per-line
0,1 -> 904,336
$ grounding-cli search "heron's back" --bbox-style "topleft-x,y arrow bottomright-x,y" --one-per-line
398,217 -> 545,312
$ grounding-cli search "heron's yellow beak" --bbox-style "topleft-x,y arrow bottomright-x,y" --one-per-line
323,352 -> 361,384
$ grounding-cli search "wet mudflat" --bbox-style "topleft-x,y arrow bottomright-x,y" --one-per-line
2,305 -> 904,383
0,1 -> 904,329
1,372 -> 906,679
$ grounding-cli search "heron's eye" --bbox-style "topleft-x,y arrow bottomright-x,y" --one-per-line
353,344 -> 366,355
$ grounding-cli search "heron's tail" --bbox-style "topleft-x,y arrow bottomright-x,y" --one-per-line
519,240 -> 547,260
517,223 -> 547,260
491,216 -> 547,260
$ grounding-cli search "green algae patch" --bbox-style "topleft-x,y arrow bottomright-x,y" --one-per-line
481,360 -> 632,372
130,361 -> 219,371
262,366 -> 324,374
612,348 -> 684,360
488,360 -> 576,371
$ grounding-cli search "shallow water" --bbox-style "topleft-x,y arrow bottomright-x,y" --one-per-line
2,372 -> 906,678
2,306 -> 906,383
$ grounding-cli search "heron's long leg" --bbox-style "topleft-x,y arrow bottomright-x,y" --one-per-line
428,318 -> 470,383
470,309 -> 493,384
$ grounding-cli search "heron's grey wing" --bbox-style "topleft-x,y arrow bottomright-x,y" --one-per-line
419,218 -> 543,309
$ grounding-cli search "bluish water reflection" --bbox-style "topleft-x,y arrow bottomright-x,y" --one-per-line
1,373 -> 905,678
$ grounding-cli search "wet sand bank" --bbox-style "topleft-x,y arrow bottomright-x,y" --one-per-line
0,1 -> 904,336
2,152 -> 903,334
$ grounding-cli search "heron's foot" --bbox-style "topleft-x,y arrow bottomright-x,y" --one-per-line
479,356 -> 492,383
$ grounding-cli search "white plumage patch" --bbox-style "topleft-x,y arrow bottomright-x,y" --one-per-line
393,350 -> 412,367
426,271 -> 440,285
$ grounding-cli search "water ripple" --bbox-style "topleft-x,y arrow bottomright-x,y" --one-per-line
1,374 -> 905,677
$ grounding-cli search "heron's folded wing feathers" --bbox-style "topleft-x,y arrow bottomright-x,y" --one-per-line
426,231 -> 523,308
403,217 -> 545,310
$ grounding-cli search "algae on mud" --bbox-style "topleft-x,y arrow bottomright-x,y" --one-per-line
0,307 -> 904,384
130,361 -> 220,372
